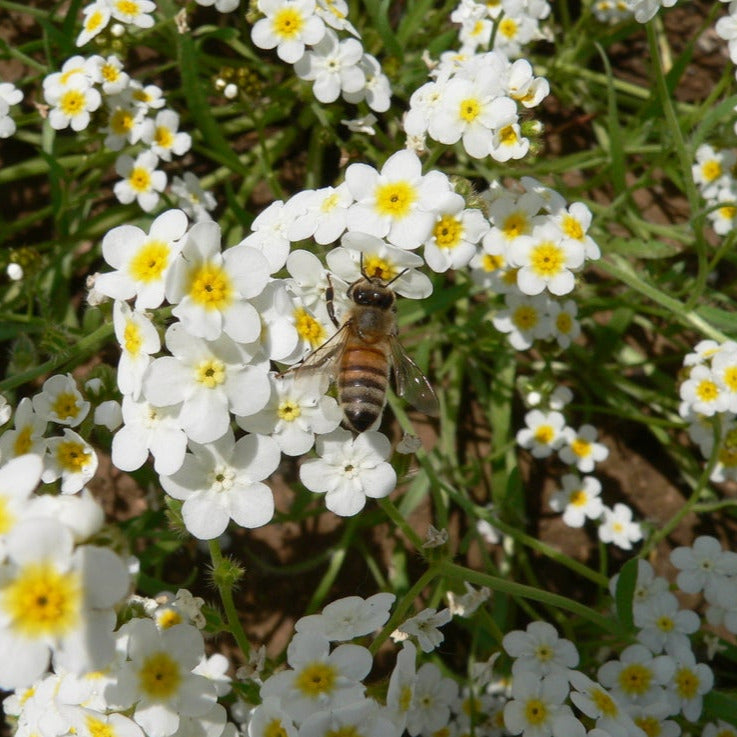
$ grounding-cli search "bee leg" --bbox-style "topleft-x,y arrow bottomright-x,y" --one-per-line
326,274 -> 340,328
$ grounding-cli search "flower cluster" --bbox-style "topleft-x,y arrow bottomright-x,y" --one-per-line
42,48 -> 214,217
75,0 -> 156,47
404,52 -> 549,162
0,452 -> 130,689
6,587 -> 236,737
250,0 -> 391,112
679,339 -> 737,482
692,144 -> 737,236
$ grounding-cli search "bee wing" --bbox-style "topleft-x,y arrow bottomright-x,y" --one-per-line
390,337 -> 439,417
280,323 -> 350,391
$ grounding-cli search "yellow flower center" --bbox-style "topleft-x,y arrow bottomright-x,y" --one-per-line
295,662 -> 337,698
674,667 -> 699,699
398,684 -> 413,711
591,687 -> 618,717
530,242 -> 565,277
154,126 -> 174,149
60,67 -> 85,85
2,561 -> 81,638
503,267 -> 520,285
696,379 -> 719,402
433,215 -> 463,248
375,181 -> 416,219
128,166 -> 152,193
116,0 -> 140,16
498,17 -> 518,38
722,366 -> 737,391
562,214 -> 584,240
720,205 -> 736,220
264,720 -> 289,737
571,437 -> 592,458
321,192 -> 340,212
60,89 -> 86,117
634,716 -> 661,737
13,426 -> 33,456
524,698 -> 547,726
123,321 -> 142,356
499,125 -> 519,146
51,392 -> 80,421
533,425 -> 554,444
157,609 -> 183,629
195,359 -> 226,388
294,308 -> 325,347
110,108 -> 134,135
85,9 -> 105,32
556,312 -> 573,334
569,489 -> 587,506
459,97 -> 481,123
86,716 -> 114,737
501,212 -> 529,239
57,440 -> 92,473
138,651 -> 182,699
702,160 -> 721,182
535,644 -> 553,661
655,615 -> 674,632
278,400 -> 302,422
481,253 -> 504,271
470,19 -> 485,37
326,728 -> 360,737
618,663 -> 652,696
512,304 -> 539,331
273,7 -> 304,39
0,498 -> 15,535
188,264 -> 233,310
101,63 -> 120,84
363,256 -> 395,280
130,240 -> 169,282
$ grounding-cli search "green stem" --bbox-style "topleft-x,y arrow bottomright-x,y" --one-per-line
439,562 -> 622,635
208,539 -> 251,659
379,497 -> 426,551
0,321 -> 114,392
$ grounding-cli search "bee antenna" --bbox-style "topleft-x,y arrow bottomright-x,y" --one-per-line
359,252 -> 369,279
386,268 -> 409,286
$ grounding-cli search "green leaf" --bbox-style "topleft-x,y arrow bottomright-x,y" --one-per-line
703,690 -> 737,724
695,305 -> 737,333
614,557 -> 638,631
606,237 -> 681,259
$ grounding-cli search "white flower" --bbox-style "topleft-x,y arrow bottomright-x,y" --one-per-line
165,220 -> 270,343
95,209 -> 188,310
0,517 -> 129,689
342,53 -> 391,112
634,591 -> 700,658
503,672 -> 583,737
0,83 -> 22,138
143,322 -> 271,444
140,109 -> 192,161
423,195 -> 489,273
392,607 -> 451,653
598,503 -> 642,550
692,144 -> 735,200
345,150 -> 454,250
670,534 -> 737,597
547,299 -> 580,349
492,292 -> 553,350
236,199 -> 298,273
247,698 -> 298,737
549,474 -> 604,528
447,582 -> 491,617
43,429 -> 98,494
294,29 -> 365,103
503,621 -> 579,678
236,374 -> 342,456
287,185 -> 353,245
102,96 -> 146,150
666,651 -> 713,721
112,395 -> 188,476
0,454 -> 44,557
299,429 -> 396,516
88,54 -> 130,95
558,424 -> 609,472
160,430 -> 280,538
76,1 -> 112,45
516,409 -> 567,458
251,0 -> 326,64
114,151 -> 167,212
259,632 -> 372,722
405,662 -> 459,737
32,373 -> 90,427
680,364 -> 729,416
386,641 -> 417,731
109,0 -> 156,28
295,593 -> 395,641
45,75 -> 101,132
509,222 -> 585,296
568,672 -> 637,737
598,643 -> 674,704
105,619 -> 217,737
0,397 -> 47,461
113,300 -> 161,399
194,0 -> 240,11
170,173 -> 217,222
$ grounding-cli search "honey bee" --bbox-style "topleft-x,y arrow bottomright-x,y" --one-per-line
287,266 -> 439,433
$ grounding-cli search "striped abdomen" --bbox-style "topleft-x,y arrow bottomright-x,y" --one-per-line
338,339 -> 391,433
